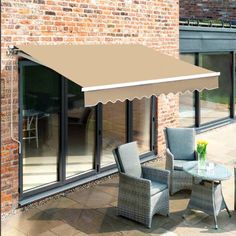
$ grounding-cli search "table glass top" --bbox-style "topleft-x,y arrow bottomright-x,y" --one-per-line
183,161 -> 231,181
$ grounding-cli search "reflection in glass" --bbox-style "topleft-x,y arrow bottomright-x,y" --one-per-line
66,80 -> 95,178
102,101 -> 126,166
179,54 -> 195,127
200,54 -> 231,124
133,98 -> 151,154
179,92 -> 195,127
22,65 -> 60,191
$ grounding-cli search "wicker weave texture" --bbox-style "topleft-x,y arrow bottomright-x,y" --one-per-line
188,181 -> 225,216
166,149 -> 196,195
117,167 -> 170,228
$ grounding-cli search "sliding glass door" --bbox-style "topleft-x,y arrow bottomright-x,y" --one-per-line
179,52 -> 235,128
132,98 -> 151,154
66,80 -> 96,178
179,54 -> 195,127
19,60 -> 156,199
101,101 -> 126,167
21,63 -> 61,191
199,53 -> 231,124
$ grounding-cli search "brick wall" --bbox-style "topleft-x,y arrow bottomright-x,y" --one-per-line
180,0 -> 236,21
1,0 -> 179,215
157,94 -> 179,156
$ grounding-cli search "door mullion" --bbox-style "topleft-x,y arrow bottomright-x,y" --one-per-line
18,62 -> 24,200
94,103 -> 102,173
60,77 -> 67,183
230,52 -> 235,118
126,100 -> 133,143
151,96 -> 157,154
195,53 -> 201,127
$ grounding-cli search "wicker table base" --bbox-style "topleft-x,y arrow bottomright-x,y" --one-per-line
183,179 -> 231,229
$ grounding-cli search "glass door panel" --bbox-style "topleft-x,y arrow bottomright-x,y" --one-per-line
199,54 -> 231,124
132,98 -> 151,154
22,65 -> 61,191
66,80 -> 95,178
179,54 -> 195,127
102,101 -> 126,167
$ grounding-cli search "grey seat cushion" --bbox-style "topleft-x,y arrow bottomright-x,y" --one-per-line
174,160 -> 190,171
151,181 -> 168,196
117,141 -> 142,178
166,128 -> 195,160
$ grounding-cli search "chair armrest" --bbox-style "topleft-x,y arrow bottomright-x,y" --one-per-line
166,148 -> 174,171
119,173 -> 151,197
142,166 -> 170,186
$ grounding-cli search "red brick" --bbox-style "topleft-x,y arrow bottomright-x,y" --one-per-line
1,0 -> 179,216
180,0 -> 236,21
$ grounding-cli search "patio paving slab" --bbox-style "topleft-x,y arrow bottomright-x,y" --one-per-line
1,227 -> 26,236
2,208 -> 64,236
35,231 -> 57,236
36,196 -> 78,212
50,222 -> 87,236
1,123 -> 236,236
66,187 -> 117,208
150,227 -> 177,236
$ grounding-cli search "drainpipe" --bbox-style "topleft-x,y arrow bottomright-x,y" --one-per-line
8,45 -> 22,154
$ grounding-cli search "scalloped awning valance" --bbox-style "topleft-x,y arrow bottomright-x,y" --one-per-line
16,44 -> 219,107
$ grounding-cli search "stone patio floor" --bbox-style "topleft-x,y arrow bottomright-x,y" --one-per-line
2,123 -> 236,236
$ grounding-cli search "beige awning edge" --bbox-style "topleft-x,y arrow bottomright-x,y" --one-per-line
84,76 -> 218,106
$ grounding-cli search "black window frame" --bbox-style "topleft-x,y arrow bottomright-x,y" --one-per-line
18,59 -> 157,203
232,52 -> 236,118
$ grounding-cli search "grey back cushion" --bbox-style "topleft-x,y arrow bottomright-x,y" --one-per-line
166,128 -> 195,160
117,141 -> 142,178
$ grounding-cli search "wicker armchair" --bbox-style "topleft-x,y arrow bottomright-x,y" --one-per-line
113,141 -> 170,228
165,128 -> 198,195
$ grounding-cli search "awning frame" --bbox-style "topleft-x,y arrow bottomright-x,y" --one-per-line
8,44 -> 220,107
82,72 -> 220,92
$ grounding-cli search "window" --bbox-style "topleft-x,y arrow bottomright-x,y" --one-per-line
199,54 -> 231,124
179,54 -> 195,127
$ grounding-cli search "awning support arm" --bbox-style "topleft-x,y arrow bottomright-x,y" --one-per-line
9,46 -> 22,154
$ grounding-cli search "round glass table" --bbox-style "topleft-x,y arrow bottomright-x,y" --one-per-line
183,161 -> 231,229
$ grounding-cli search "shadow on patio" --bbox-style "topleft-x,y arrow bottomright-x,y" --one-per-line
2,123 -> 236,236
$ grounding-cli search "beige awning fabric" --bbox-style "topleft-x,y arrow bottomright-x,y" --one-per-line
17,44 -> 219,107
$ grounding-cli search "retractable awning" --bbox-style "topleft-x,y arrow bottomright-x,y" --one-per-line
16,44 -> 219,107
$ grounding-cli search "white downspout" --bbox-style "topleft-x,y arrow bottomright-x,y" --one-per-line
10,55 -> 22,154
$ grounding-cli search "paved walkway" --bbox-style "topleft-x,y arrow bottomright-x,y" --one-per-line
2,124 -> 236,236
